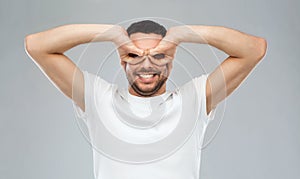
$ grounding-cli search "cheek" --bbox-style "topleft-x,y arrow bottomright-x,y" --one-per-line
157,66 -> 169,78
125,64 -> 137,75
165,63 -> 172,75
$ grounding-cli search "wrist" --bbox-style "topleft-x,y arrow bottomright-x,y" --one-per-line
172,25 -> 208,44
188,25 -> 209,44
109,25 -> 127,44
166,26 -> 182,44
93,24 -> 123,43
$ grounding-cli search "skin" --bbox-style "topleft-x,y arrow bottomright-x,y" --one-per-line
24,24 -> 267,116
150,26 -> 267,115
120,33 -> 172,97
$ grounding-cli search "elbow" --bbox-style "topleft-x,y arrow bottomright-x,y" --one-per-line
24,34 -> 38,55
254,37 -> 268,61
24,34 -> 47,60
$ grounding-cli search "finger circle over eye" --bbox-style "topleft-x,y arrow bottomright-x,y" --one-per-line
152,53 -> 165,59
136,48 -> 144,56
128,53 -> 139,58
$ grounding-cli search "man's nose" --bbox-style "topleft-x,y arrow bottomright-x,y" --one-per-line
140,56 -> 154,68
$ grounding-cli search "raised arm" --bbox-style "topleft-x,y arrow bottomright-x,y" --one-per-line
187,26 -> 267,115
24,24 -> 143,112
150,25 -> 267,115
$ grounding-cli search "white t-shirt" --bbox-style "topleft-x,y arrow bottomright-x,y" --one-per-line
74,70 -> 216,179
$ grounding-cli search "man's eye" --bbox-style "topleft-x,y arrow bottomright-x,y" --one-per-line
152,54 -> 165,60
128,53 -> 139,58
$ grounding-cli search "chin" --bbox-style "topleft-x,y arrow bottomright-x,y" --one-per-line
134,85 -> 159,96
131,78 -> 167,97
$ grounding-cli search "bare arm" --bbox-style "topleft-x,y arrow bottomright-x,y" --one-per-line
24,24 -> 142,112
150,25 -> 267,115
181,26 -> 267,115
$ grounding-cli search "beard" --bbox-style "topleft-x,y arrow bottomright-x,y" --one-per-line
124,62 -> 171,97
130,75 -> 168,96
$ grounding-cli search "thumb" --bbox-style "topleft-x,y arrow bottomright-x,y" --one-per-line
127,44 -> 144,56
149,42 -> 165,55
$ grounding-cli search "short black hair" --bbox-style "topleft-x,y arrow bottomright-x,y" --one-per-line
126,20 -> 167,37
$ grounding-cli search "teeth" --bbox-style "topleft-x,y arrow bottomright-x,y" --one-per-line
139,74 -> 154,79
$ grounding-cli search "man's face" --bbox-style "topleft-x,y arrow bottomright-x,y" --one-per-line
122,33 -> 172,97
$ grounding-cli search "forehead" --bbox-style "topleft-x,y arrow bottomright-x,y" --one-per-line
129,33 -> 163,50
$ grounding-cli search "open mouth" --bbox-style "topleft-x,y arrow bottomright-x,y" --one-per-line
136,73 -> 160,83
139,74 -> 156,78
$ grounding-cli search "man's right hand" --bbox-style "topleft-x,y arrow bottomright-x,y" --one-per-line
104,25 -> 144,66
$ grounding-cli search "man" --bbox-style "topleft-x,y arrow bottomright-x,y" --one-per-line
25,20 -> 267,179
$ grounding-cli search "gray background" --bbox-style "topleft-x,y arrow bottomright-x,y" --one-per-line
1,0 -> 299,178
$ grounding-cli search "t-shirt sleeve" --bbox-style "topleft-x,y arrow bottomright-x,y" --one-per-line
73,70 -> 95,122
192,74 -> 217,125
73,70 -> 111,123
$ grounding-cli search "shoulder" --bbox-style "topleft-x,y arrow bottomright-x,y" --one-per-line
82,70 -> 112,90
178,74 -> 208,93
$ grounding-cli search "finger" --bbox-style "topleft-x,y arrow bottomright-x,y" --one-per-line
149,44 -> 164,55
149,38 -> 175,55
127,44 -> 144,56
121,55 -> 145,65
